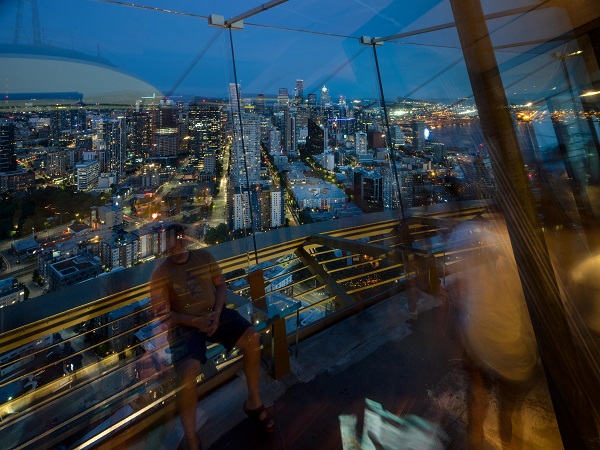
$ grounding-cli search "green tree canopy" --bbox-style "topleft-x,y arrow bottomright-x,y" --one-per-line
204,223 -> 228,246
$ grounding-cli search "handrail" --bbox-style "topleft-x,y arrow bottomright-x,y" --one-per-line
0,206 -> 486,449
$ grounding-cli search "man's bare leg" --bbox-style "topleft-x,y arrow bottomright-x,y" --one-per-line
178,358 -> 202,449
236,327 -> 261,407
235,327 -> 273,427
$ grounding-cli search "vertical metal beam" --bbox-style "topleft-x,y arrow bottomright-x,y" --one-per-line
269,318 -> 290,379
449,0 -> 598,448
248,268 -> 268,312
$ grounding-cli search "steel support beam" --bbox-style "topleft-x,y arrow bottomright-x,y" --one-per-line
371,3 -> 554,44
304,234 -> 410,264
294,246 -> 354,310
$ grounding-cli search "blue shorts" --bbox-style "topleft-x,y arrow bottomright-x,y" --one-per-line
168,308 -> 252,365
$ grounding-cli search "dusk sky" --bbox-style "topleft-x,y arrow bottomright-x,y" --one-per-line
0,0 -> 576,103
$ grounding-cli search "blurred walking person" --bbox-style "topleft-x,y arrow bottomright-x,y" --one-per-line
448,215 -> 539,449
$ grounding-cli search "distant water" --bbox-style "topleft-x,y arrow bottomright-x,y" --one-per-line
429,119 -> 542,164
429,122 -> 485,150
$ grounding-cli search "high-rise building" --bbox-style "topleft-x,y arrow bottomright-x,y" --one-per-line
321,86 -> 331,109
255,93 -> 266,115
73,107 -> 87,131
46,149 -> 67,177
188,101 -> 224,156
431,142 -> 446,163
297,126 -> 309,145
0,119 -> 17,173
129,111 -> 152,159
273,112 -> 285,143
367,129 -> 386,150
295,79 -> 304,105
49,108 -> 71,141
321,152 -> 335,171
176,111 -> 189,153
268,128 -> 281,154
133,221 -> 176,258
229,83 -> 241,115
152,128 -> 178,158
75,159 -> 100,191
232,188 -> 251,231
353,169 -> 383,210
230,113 -> 261,188
295,105 -> 309,128
383,166 -> 397,212
229,83 -> 261,187
101,231 -> 139,269
286,107 -> 297,156
355,132 -> 368,155
390,125 -> 406,147
411,120 -> 426,152
260,186 -> 283,229
83,149 -> 107,173
338,95 -> 347,116
103,117 -> 127,178
277,88 -> 289,108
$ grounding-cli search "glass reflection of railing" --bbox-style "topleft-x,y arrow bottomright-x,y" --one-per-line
0,203 -> 487,449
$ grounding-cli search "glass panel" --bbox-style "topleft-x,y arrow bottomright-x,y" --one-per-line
1,0 -> 599,448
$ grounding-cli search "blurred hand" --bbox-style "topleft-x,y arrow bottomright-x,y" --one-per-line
192,311 -> 219,336
206,311 -> 220,336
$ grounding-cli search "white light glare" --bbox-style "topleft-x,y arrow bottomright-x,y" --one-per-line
580,91 -> 600,98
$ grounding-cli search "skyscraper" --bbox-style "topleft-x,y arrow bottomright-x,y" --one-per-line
295,79 -> 304,105
411,120 -> 426,153
230,113 -> 261,188
229,83 -> 241,115
231,186 -> 263,231
277,88 -> 289,108
46,149 -> 67,178
232,187 -> 253,231
188,101 -> 224,156
353,169 -> 383,210
268,128 -> 281,154
255,93 -> 266,115
129,111 -> 152,159
390,125 -> 406,147
176,111 -> 189,153
286,108 -> 297,156
49,108 -> 71,141
103,117 -> 127,178
0,119 -> 17,173
355,132 -> 368,155
320,86 -> 331,109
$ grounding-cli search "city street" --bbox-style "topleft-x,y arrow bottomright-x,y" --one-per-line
207,146 -> 230,230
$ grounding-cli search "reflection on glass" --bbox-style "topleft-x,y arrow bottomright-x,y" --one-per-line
0,0 -> 598,448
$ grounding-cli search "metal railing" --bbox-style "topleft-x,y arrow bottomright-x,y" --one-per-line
0,203 -> 487,449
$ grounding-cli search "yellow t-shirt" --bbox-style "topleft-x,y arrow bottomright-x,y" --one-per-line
151,250 -> 222,316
